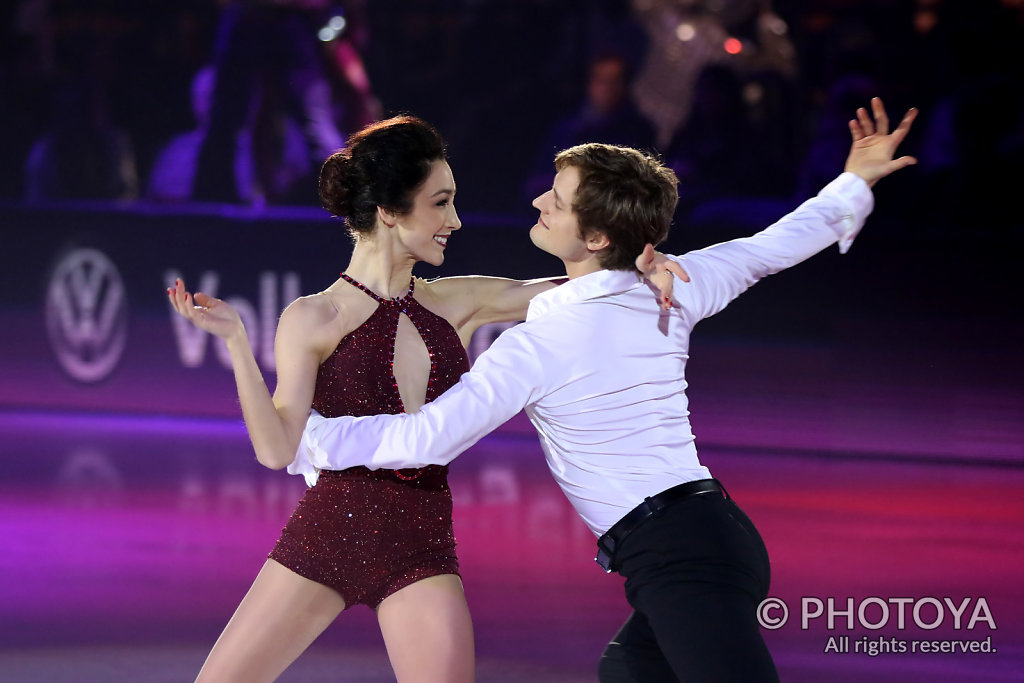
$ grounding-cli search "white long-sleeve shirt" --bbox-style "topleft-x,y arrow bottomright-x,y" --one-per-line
291,173 -> 874,536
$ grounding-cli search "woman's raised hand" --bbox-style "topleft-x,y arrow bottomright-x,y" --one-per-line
636,244 -> 690,310
167,278 -> 246,342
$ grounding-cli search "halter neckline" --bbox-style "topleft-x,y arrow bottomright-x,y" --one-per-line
339,272 -> 415,304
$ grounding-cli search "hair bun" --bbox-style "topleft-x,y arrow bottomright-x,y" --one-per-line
319,152 -> 363,217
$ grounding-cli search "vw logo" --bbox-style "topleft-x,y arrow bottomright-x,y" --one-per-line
45,248 -> 128,383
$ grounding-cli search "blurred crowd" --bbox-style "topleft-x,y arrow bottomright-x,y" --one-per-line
1,0 -> 1022,234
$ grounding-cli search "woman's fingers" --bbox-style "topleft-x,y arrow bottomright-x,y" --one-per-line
192,292 -> 215,308
167,278 -> 201,320
664,260 -> 690,283
635,244 -> 656,273
167,281 -> 182,313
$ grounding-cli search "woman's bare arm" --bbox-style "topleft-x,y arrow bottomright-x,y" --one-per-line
168,280 -> 334,469
420,275 -> 562,345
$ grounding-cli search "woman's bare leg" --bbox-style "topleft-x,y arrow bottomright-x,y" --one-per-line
376,574 -> 475,683
195,559 -> 346,683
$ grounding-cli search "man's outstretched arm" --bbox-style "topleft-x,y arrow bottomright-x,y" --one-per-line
645,98 -> 916,312
288,327 -> 545,480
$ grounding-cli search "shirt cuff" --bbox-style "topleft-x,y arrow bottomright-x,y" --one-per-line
820,172 -> 874,254
286,410 -> 329,487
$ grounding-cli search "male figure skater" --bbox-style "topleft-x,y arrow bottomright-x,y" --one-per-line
290,99 -> 917,681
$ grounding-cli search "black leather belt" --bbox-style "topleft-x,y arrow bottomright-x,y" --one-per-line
595,478 -> 726,573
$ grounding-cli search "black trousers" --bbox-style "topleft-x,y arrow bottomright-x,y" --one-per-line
598,486 -> 779,682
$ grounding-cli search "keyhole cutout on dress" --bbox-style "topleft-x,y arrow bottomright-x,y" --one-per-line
392,313 -> 431,413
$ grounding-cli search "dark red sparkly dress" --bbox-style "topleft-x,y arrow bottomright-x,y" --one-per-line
268,273 -> 469,608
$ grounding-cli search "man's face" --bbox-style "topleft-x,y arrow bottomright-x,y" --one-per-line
530,165 -> 596,270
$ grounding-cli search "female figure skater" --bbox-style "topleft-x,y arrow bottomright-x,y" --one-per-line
168,115 -> 557,682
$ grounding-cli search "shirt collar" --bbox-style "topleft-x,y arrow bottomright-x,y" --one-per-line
527,268 -> 643,321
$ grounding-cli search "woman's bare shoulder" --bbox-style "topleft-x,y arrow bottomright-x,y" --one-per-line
276,290 -> 360,356
281,291 -> 342,328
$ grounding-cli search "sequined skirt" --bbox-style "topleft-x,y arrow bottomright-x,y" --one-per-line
268,465 -> 459,609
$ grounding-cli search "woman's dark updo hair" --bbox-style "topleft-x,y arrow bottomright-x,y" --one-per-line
319,115 -> 447,237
